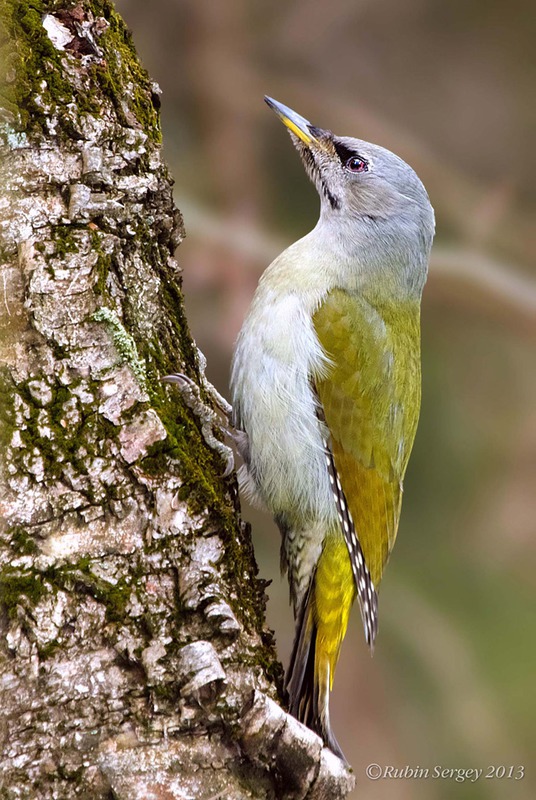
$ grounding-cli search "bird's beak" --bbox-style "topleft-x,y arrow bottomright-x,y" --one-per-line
264,96 -> 320,147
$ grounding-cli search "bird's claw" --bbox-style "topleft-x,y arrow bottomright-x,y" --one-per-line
162,368 -> 235,477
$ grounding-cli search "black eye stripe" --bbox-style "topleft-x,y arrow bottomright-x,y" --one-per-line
333,140 -> 368,168
333,141 -> 355,162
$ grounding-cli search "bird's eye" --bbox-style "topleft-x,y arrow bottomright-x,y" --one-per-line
345,156 -> 368,173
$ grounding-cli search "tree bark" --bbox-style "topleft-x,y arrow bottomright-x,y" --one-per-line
0,2 -> 354,798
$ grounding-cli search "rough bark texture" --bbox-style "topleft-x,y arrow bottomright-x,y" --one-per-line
0,2 -> 354,798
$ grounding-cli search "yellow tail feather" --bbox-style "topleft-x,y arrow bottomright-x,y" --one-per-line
286,531 -> 355,759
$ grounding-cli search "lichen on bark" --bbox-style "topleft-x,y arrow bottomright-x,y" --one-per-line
0,2 -> 354,798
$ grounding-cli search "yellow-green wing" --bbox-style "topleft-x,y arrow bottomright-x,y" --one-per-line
313,288 -> 422,588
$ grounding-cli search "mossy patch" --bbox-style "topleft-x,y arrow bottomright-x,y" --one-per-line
0,570 -> 50,617
0,556 -> 137,626
88,0 -> 161,143
72,569 -> 133,624
0,0 -> 161,142
10,526 -> 39,556
91,230 -> 113,297
7,374 -> 138,517
0,0 -> 93,134
0,366 -> 16,453
108,244 -> 278,649
51,223 -> 81,259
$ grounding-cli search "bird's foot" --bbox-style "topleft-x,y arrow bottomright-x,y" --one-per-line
163,349 -> 235,477
196,348 -> 234,422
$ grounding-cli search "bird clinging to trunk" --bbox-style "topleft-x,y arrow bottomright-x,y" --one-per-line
231,97 -> 435,759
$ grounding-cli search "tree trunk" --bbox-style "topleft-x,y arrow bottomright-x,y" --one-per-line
0,2 -> 354,798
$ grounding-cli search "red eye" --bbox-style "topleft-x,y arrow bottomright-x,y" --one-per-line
345,156 -> 368,173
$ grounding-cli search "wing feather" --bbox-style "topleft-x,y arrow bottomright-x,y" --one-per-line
313,289 -> 421,589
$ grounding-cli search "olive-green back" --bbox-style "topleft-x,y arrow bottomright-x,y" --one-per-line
313,288 -> 422,587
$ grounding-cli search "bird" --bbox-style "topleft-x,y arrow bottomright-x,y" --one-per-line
230,97 -> 435,759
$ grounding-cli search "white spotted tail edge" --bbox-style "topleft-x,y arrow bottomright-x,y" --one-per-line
322,435 -> 379,650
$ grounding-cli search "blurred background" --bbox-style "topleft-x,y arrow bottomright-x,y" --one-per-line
116,2 -> 535,797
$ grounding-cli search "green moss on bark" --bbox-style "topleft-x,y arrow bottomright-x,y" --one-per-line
50,224 -> 81,258
0,0 -> 160,142
0,556 -> 137,626
71,568 -> 133,624
0,366 -> 16,452
0,570 -> 50,617
10,526 -> 40,556
0,0 -> 92,133
88,0 -> 161,142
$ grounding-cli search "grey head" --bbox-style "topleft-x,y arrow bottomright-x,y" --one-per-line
265,97 -> 435,291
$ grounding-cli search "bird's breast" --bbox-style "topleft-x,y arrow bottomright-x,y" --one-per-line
230,284 -> 336,527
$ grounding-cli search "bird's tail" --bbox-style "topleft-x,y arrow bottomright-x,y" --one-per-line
286,532 -> 355,761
